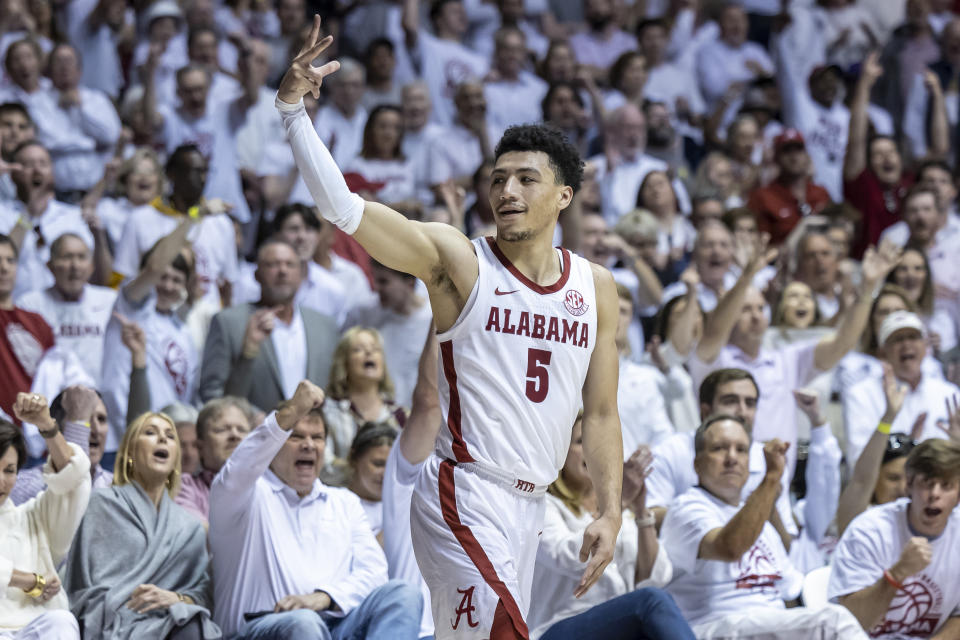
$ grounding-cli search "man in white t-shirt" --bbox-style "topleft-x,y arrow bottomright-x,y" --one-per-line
401,0 -> 488,126
645,367 -> 798,544
112,144 -> 238,310
400,82 -> 446,205
661,415 -> 868,639
829,439 -> 960,639
843,311 -> 960,466
345,261 -> 432,408
16,233 -> 115,385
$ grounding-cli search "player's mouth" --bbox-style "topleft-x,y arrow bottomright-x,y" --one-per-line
497,205 -> 526,217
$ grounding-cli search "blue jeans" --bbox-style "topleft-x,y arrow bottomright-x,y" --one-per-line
540,587 -> 696,640
232,580 -> 423,640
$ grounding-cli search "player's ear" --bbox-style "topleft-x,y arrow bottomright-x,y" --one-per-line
557,185 -> 574,211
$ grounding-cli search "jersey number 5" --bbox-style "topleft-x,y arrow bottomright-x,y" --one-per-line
525,348 -> 552,403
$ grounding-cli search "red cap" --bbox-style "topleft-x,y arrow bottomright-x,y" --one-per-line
774,128 -> 805,153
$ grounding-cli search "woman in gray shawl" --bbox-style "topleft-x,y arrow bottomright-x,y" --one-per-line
63,412 -> 221,639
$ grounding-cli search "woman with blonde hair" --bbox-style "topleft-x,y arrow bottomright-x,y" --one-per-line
64,412 -> 220,640
323,327 -> 407,464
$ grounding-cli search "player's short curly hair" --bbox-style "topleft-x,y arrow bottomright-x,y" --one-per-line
494,124 -> 584,194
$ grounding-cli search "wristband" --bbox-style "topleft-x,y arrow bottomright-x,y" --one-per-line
23,573 -> 45,598
883,569 -> 903,591
635,512 -> 656,528
877,422 -> 892,435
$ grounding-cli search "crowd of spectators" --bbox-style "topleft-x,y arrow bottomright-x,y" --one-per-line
3,0 -> 960,638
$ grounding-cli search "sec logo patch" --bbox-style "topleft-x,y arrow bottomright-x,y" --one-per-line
563,289 -> 588,316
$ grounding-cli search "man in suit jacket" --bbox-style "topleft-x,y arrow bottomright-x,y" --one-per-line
200,240 -> 338,412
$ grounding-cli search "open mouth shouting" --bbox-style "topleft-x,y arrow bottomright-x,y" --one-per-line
295,457 -> 316,473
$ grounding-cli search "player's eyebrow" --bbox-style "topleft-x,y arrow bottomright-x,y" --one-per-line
491,167 -> 542,177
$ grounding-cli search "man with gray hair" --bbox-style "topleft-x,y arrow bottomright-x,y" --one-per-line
588,103 -> 690,225
314,57 -> 367,166
661,414 -> 868,639
844,311 -> 960,465
175,395 -> 254,525
17,232 -> 116,385
200,240 -> 338,413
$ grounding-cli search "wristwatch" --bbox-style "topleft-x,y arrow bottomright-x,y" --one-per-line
23,573 -> 45,598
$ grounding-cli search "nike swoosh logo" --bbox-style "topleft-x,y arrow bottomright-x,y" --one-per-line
494,288 -> 519,296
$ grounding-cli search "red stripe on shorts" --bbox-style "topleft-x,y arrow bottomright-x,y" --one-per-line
438,460 -> 530,640
440,340 -> 474,463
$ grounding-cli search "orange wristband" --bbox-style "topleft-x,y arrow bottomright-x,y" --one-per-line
883,569 -> 903,591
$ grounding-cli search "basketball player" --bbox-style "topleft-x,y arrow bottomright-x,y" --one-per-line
276,17 -> 623,640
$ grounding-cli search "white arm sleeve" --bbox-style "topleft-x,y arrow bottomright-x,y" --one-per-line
275,95 -> 365,234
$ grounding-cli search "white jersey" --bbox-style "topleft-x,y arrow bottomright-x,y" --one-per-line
435,237 -> 598,486
16,284 -> 117,385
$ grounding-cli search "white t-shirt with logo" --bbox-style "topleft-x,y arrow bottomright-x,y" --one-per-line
100,290 -> 198,451
16,284 -> 117,385
661,485 -> 804,626
828,499 -> 960,639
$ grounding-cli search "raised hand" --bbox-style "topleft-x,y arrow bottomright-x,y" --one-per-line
792,388 -> 825,426
938,394 -> 960,443
622,445 -> 654,512
861,50 -> 883,86
61,386 -> 100,423
881,363 -> 907,422
861,239 -> 901,288
762,438 -> 789,480
277,15 -> 341,103
745,232 -> 778,278
13,392 -> 56,434
276,380 -> 326,430
114,312 -> 147,368
242,306 -> 282,359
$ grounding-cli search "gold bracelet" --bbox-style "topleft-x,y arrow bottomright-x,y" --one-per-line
23,573 -> 45,598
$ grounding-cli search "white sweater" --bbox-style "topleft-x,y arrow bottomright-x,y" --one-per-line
527,495 -> 673,639
0,444 -> 91,631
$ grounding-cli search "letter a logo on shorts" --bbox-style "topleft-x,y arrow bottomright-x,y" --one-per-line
452,586 -> 480,629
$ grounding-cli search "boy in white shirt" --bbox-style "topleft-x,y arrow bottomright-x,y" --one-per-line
829,438 -> 960,639
661,415 -> 867,639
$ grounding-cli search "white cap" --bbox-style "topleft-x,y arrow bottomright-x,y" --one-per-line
878,310 -> 926,347
144,0 -> 183,25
